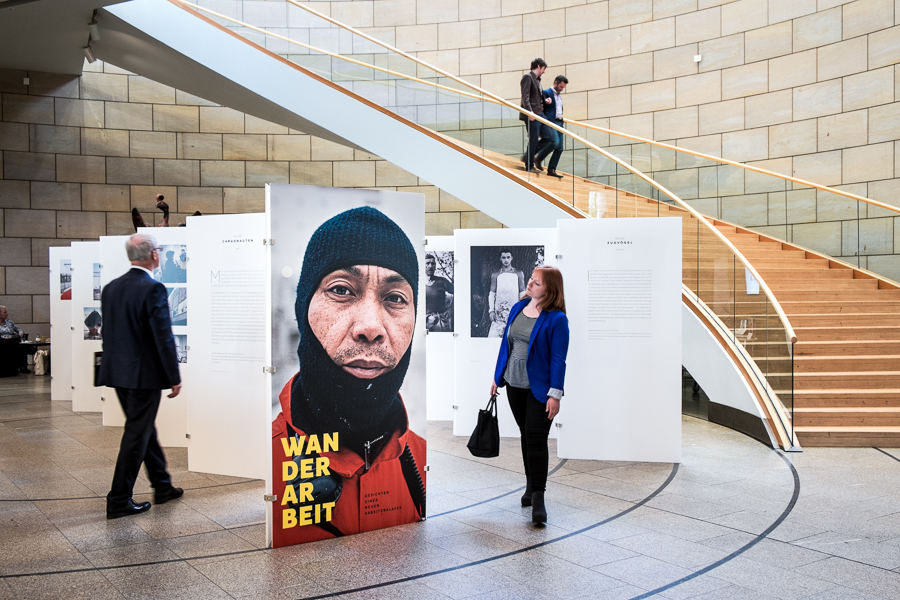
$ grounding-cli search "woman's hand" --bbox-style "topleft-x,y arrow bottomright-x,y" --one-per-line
490,381 -> 498,396
545,398 -> 560,419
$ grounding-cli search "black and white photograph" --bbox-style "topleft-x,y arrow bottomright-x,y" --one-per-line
425,251 -> 454,333
470,245 -> 544,338
175,334 -> 187,363
60,259 -> 72,299
166,287 -> 188,327
83,307 -> 102,340
155,245 -> 187,284
92,263 -> 101,300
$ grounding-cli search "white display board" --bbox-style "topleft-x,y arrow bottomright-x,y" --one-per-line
452,228 -> 559,439
48,247 -> 73,401
556,218 -> 682,463
98,235 -> 133,427
425,236 -> 456,422
70,242 -> 103,413
98,231 -> 189,448
186,213 -> 267,479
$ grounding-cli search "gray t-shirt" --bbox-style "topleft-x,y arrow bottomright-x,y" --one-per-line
503,311 -> 537,389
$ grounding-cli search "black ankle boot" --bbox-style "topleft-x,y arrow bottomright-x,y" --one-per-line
521,477 -> 533,507
531,491 -> 547,524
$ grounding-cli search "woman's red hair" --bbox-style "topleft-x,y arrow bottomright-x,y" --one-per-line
525,266 -> 566,313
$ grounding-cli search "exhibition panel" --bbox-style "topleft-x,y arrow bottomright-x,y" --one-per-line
557,218 -> 683,463
48,247 -> 73,402
69,241 -> 103,413
97,231 -> 190,448
186,213 -> 267,479
97,235 -> 133,428
452,228 -> 559,440
424,236 -> 456,422
265,184 -> 427,548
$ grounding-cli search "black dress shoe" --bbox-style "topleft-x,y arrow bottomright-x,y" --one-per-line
154,486 -> 184,505
525,167 -> 540,173
547,169 -> 563,179
107,499 -> 151,520
533,161 -> 544,172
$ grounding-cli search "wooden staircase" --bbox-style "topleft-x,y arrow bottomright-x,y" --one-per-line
475,144 -> 900,447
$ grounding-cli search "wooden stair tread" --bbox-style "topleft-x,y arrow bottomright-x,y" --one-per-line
794,426 -> 900,431
794,407 -> 900,412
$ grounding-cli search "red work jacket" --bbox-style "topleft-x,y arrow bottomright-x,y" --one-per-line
271,374 -> 426,547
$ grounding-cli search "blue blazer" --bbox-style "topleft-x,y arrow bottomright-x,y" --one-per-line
493,299 -> 569,403
542,88 -> 562,122
98,268 -> 181,390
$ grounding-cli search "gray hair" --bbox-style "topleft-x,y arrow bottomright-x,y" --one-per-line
126,233 -> 158,262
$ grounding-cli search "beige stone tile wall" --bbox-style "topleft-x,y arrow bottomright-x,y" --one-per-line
223,0 -> 898,279
5,0 -> 900,336
0,61 -> 489,336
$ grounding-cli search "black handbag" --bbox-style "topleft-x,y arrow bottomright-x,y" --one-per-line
467,393 -> 500,458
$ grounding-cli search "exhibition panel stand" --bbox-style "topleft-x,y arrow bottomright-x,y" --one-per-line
48,247 -> 73,401
69,241 -> 103,413
97,231 -> 189,448
556,218 -> 682,463
265,183 -> 427,549
452,228 -> 559,439
186,213 -> 267,479
424,235 -> 456,422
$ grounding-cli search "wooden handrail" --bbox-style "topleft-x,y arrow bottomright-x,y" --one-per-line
565,120 -> 900,215
171,0 -> 798,345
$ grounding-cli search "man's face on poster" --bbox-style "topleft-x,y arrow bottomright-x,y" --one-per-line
425,257 -> 435,277
308,265 -> 415,380
500,252 -> 512,268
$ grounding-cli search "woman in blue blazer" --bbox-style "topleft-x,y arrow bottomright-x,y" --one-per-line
491,266 -> 569,524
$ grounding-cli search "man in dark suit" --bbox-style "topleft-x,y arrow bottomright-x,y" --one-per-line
535,75 -> 568,179
99,233 -> 184,519
519,57 -> 547,173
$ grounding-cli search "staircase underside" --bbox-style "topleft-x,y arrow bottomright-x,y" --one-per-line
474,144 -> 900,448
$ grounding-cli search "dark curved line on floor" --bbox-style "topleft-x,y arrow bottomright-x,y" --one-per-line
0,462 -> 678,584
0,548 -> 267,579
428,459 -> 568,518
626,450 -> 801,600
874,447 -> 900,464
294,463 -> 680,600
0,479 -> 262,503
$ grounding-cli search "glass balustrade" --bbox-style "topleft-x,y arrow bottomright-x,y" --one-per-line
178,0 -> 798,448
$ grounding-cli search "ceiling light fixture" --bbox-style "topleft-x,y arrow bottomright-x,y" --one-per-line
83,44 -> 97,63
88,18 -> 100,41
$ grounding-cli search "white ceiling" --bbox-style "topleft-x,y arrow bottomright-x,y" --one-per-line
0,0 -> 129,75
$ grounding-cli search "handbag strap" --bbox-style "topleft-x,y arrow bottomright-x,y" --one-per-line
485,393 -> 498,415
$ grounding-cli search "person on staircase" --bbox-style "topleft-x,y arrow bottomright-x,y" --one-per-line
519,58 -> 547,173
535,75 -> 568,179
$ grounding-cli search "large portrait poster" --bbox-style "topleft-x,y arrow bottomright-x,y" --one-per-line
266,184 -> 426,549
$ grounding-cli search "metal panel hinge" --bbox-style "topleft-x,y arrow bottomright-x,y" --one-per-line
264,494 -> 277,502
185,433 -> 191,439
263,366 -> 277,374
263,239 -> 275,245
424,465 -> 430,472
452,405 -> 458,409
423,238 -> 428,245
555,255 -> 562,259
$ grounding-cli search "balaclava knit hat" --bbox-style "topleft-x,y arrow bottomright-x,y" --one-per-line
291,206 -> 419,445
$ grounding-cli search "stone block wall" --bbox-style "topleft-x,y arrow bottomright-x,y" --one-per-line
219,0 -> 900,275
0,61 -> 498,337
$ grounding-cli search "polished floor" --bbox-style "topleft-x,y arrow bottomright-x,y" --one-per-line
2,375 -> 900,599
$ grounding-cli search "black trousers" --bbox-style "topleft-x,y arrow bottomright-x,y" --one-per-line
107,388 -> 172,509
506,385 -> 554,493
524,119 -> 542,168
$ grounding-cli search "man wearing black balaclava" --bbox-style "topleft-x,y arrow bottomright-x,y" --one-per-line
271,206 -> 426,547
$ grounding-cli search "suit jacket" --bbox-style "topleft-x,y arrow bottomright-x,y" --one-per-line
493,299 -> 569,402
519,71 -> 544,122
542,87 -> 562,122
98,268 -> 181,390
